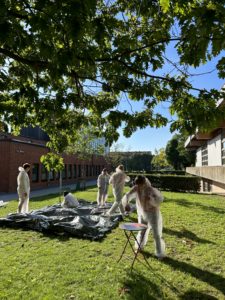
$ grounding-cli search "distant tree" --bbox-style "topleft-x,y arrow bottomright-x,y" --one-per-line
106,143 -> 125,171
0,121 -> 8,133
165,134 -> 196,170
152,148 -> 170,170
122,152 -> 153,172
65,126 -> 105,159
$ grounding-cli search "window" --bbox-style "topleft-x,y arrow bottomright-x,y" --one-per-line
32,163 -> 39,182
41,165 -> 48,181
73,164 -> 77,178
92,165 -> 95,176
62,165 -> 67,179
55,171 -> 60,180
201,145 -> 208,166
78,165 -> 81,177
222,139 -> 225,165
68,164 -> 72,179
202,179 -> 211,192
49,170 -> 54,181
89,165 -> 92,176
86,165 -> 89,177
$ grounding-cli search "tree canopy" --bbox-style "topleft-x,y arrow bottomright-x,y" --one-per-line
121,152 -> 153,172
152,148 -> 170,170
165,133 -> 196,169
108,149 -> 153,172
1,0 -> 225,155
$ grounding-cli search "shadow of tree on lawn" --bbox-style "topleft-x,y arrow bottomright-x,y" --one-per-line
164,227 -> 215,245
121,271 -> 165,300
164,197 -> 225,215
179,289 -> 218,300
162,257 -> 225,295
30,193 -> 60,202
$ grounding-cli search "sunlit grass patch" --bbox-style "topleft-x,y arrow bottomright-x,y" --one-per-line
0,189 -> 224,299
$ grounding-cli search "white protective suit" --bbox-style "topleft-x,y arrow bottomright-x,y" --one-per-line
97,172 -> 110,206
107,168 -> 130,215
17,167 -> 30,213
122,178 -> 165,258
62,193 -> 79,208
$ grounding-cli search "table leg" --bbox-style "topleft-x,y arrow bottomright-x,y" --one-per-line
130,230 -> 147,270
117,231 -> 132,263
131,230 -> 153,270
118,228 -> 152,271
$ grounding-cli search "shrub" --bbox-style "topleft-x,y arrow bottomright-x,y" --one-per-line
127,173 -> 201,192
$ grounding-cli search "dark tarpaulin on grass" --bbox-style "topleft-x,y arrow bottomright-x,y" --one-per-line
0,200 -> 122,240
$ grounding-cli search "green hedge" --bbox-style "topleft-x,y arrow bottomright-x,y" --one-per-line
129,170 -> 186,175
127,174 -> 201,193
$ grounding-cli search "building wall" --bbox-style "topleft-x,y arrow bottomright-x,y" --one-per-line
186,166 -> 225,185
0,138 -> 10,192
208,133 -> 222,166
0,135 -> 108,193
196,148 -> 202,166
8,140 -> 49,192
200,178 -> 225,195
211,180 -> 225,194
195,133 -> 222,167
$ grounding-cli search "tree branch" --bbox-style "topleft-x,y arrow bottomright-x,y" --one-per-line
0,47 -> 48,68
7,10 -> 29,20
116,59 -> 206,93
95,38 -> 182,62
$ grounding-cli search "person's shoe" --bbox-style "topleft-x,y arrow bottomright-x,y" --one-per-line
134,248 -> 144,254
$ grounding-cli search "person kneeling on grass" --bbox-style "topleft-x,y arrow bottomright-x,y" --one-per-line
122,175 -> 166,259
62,191 -> 79,208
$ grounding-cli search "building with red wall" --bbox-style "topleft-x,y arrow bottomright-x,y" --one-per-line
0,131 -> 108,193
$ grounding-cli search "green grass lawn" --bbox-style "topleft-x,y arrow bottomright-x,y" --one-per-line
0,188 -> 224,300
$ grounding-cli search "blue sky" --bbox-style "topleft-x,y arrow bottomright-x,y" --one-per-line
113,47 -> 225,153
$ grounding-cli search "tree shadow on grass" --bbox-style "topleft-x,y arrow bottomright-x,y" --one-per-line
161,257 -> 225,295
121,271 -> 165,300
164,197 -> 225,215
120,255 -> 222,299
164,227 -> 215,245
179,289 -> 218,300
30,194 -> 60,202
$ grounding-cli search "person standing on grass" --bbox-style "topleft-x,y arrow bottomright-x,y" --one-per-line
106,164 -> 130,216
17,163 -> 31,214
96,168 -> 110,207
122,175 -> 165,259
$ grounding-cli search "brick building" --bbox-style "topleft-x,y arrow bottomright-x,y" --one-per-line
0,128 -> 108,193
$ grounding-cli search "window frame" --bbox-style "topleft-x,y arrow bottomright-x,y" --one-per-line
32,163 -> 39,182
201,144 -> 208,166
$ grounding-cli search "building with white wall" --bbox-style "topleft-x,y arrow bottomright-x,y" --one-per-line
185,92 -> 225,194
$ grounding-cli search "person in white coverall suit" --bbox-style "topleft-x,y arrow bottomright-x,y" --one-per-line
122,175 -> 166,259
97,168 -> 110,206
106,165 -> 130,216
17,163 -> 31,214
62,191 -> 79,208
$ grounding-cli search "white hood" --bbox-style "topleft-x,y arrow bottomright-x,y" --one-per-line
18,167 -> 25,172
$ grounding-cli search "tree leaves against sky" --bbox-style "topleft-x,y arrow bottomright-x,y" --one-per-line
0,0 -> 225,159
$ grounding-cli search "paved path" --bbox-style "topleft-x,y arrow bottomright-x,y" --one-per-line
0,179 -> 97,202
